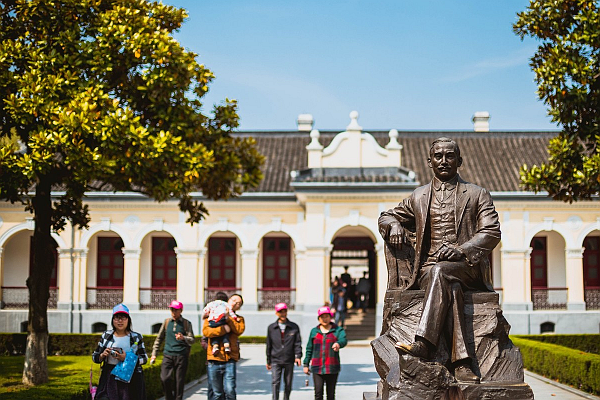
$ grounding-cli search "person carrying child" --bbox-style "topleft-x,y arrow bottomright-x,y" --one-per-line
202,291 -> 239,355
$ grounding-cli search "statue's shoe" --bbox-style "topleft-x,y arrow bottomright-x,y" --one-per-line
394,341 -> 430,359
454,365 -> 480,384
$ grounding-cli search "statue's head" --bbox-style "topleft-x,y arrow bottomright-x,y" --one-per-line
427,138 -> 462,182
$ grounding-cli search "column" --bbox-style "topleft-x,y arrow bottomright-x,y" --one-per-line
0,248 -> 4,307
296,245 -> 330,312
500,248 -> 533,310
565,248 -> 585,310
75,249 -> 88,307
175,248 -> 201,311
293,248 -> 306,309
240,248 -> 259,311
122,248 -> 141,310
56,248 -> 73,308
197,247 -> 207,308
375,244 -> 386,337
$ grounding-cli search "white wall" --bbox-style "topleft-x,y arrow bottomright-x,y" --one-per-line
546,231 -> 567,288
3,231 -> 31,286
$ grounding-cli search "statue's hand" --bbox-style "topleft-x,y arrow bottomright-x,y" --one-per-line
388,224 -> 405,248
439,246 -> 465,261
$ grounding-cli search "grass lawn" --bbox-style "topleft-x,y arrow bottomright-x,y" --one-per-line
0,355 -> 163,400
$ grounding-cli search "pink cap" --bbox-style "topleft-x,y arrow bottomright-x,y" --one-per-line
169,300 -> 183,310
317,306 -> 332,317
275,303 -> 288,312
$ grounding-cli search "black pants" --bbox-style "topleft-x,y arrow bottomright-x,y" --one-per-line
271,363 -> 294,400
161,354 -> 189,400
313,373 -> 338,400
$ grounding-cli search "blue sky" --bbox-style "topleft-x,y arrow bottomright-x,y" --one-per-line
165,1 -> 557,132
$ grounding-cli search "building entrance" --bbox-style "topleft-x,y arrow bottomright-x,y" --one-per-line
330,236 -> 376,340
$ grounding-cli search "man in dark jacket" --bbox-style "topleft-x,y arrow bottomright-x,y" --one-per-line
266,302 -> 302,400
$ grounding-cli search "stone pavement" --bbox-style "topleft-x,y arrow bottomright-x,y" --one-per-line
179,343 -> 600,400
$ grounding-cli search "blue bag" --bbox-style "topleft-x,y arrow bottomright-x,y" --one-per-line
110,344 -> 138,383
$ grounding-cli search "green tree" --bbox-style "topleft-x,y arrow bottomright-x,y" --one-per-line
514,0 -> 600,201
0,0 -> 263,385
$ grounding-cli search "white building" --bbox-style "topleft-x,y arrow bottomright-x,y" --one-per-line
1,112 -> 599,337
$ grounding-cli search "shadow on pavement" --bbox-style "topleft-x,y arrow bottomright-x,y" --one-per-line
235,361 -> 378,396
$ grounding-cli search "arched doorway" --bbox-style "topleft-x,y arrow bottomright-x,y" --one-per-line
530,232 -> 567,310
86,233 -> 125,309
1,230 -> 58,309
139,233 -> 177,310
583,232 -> 600,310
259,233 -> 295,310
205,233 -> 241,303
330,229 -> 377,340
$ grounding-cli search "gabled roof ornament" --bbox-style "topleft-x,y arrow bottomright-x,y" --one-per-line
346,110 -> 362,132
307,129 -> 323,150
386,129 -> 402,150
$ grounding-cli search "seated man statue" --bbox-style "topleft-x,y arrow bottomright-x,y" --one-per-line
378,137 -> 500,384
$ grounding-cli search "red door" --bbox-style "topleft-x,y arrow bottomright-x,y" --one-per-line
208,238 -> 237,288
530,237 -> 547,288
583,236 -> 600,288
152,237 -> 177,287
262,238 -> 291,288
97,237 -> 125,287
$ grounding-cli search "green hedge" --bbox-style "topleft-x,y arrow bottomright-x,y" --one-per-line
512,337 -> 600,395
239,336 -> 266,344
0,333 -> 164,356
513,334 -> 600,355
0,333 -> 267,356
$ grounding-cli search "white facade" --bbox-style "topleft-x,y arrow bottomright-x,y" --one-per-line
1,113 -> 599,336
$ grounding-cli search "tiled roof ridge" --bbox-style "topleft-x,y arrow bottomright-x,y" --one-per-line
233,130 -> 559,138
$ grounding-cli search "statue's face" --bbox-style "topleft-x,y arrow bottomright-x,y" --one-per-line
428,142 -> 462,182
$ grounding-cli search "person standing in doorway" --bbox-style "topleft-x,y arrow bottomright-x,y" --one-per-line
266,302 -> 302,400
356,272 -> 371,312
303,306 -> 347,400
333,289 -> 347,328
203,293 -> 245,400
150,300 -> 195,400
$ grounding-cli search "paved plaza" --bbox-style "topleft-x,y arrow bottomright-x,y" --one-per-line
177,343 -> 600,400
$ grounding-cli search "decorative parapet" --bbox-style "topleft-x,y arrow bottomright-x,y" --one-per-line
305,111 -> 404,169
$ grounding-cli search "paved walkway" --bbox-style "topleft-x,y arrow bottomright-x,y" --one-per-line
181,343 -> 600,400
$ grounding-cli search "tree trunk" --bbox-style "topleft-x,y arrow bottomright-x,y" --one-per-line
22,177 -> 53,385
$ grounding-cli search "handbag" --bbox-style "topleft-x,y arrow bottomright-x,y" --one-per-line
110,343 -> 138,383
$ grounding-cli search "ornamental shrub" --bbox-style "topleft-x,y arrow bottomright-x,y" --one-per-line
0,333 -> 162,356
512,334 -> 600,355
512,337 -> 600,395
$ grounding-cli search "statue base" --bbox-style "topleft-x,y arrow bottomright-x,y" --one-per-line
364,380 -> 533,400
372,289 -> 533,400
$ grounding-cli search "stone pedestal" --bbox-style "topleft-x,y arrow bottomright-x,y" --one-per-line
370,289 -> 533,400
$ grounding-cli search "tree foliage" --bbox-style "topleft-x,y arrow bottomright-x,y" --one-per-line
0,0 -> 263,385
514,0 -> 600,201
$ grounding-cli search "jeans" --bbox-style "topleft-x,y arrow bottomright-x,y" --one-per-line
207,360 -> 237,400
271,363 -> 294,400
334,310 -> 346,328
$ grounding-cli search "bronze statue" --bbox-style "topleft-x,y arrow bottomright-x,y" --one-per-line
378,137 -> 501,384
